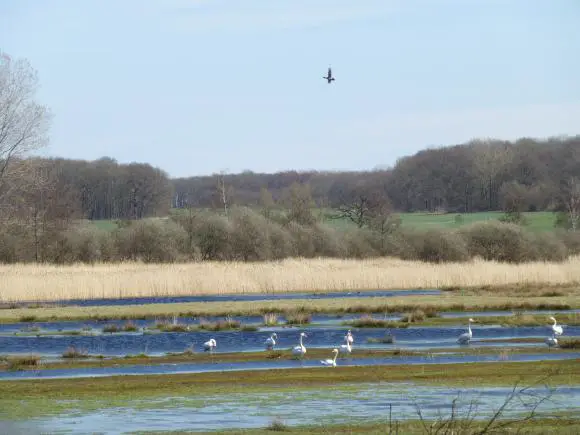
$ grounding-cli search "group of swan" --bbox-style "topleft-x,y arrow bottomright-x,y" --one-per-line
203,329 -> 354,360
321,330 -> 354,367
205,316 -> 564,356
545,316 -> 564,347
456,316 -> 565,348
285,330 -> 354,367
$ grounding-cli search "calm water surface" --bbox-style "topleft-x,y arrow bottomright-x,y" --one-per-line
5,382 -> 580,434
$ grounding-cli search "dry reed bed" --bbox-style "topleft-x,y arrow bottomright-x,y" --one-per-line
1,256 -> 580,303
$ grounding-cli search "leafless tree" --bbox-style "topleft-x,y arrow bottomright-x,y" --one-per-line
335,181 -> 388,228
562,177 -> 580,232
285,181 -> 316,226
259,187 -> 276,219
471,139 -> 513,210
0,55 -> 52,192
215,170 -> 233,217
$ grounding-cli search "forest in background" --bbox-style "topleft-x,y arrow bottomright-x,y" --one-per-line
1,135 -> 579,224
2,55 -> 580,264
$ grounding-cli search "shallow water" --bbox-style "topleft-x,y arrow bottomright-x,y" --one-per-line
11,289 -> 442,308
1,351 -> 578,381
2,308 -> 576,334
2,324 -> 577,358
5,382 -> 580,433
439,308 -> 580,318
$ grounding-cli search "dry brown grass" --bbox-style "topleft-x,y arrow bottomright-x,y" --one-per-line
1,256 -> 580,303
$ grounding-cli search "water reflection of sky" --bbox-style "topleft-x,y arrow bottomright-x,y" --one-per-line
9,383 -> 580,434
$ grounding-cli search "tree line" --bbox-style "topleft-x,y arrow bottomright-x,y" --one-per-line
1,204 -> 579,265
4,135 -> 578,226
2,53 -> 580,265
173,136 -> 580,216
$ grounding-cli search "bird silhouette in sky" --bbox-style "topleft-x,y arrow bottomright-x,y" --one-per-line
323,66 -> 335,84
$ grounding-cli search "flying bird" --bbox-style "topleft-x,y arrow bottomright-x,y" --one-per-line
323,66 -> 335,84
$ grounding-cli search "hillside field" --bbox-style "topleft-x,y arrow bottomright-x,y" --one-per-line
87,210 -> 558,232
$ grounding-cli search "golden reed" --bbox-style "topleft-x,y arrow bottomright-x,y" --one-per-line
1,256 -> 579,303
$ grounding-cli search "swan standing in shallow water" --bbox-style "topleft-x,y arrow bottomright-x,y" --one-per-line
292,332 -> 307,358
345,330 -> 354,345
549,316 -> 564,336
339,339 -> 352,355
265,333 -> 277,350
203,338 -> 217,352
457,318 -> 475,345
320,349 -> 339,367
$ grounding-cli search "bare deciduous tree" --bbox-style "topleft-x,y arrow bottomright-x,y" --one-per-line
336,181 -> 388,228
259,187 -> 276,219
285,182 -> 316,226
0,56 -> 52,191
215,170 -> 233,217
471,139 -> 513,210
562,176 -> 580,232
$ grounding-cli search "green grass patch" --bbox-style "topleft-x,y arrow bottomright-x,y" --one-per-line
1,360 -> 577,402
155,417 -> 580,435
89,211 -> 560,234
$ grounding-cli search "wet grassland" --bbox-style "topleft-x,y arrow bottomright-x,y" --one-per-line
1,283 -> 579,432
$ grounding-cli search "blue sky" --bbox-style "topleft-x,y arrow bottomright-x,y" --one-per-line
1,0 -> 579,177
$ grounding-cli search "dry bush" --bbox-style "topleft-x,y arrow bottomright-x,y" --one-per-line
310,224 -> 347,258
191,212 -> 233,261
286,222 -> 316,258
45,225 -> 115,264
114,219 -> 187,263
460,221 -> 531,263
228,206 -> 272,261
528,232 -> 568,262
343,228 -> 379,259
410,229 -> 470,263
267,221 -> 294,260
558,229 -> 580,255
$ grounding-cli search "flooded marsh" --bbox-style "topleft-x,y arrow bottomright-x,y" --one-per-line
1,289 -> 579,433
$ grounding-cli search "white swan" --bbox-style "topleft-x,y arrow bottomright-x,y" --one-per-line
320,349 -> 339,367
339,340 -> 352,355
457,318 -> 475,345
545,334 -> 558,348
549,316 -> 563,336
292,332 -> 307,358
344,330 -> 354,345
265,333 -> 278,350
203,338 -> 217,352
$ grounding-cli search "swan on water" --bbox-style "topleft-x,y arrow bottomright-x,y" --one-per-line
549,316 -> 563,336
339,339 -> 352,355
345,330 -> 354,345
320,349 -> 339,367
265,333 -> 278,350
292,332 -> 307,358
457,318 -> 475,345
203,338 -> 217,352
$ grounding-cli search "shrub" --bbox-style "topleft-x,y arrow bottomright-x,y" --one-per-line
229,207 -> 272,261
115,219 -> 187,263
460,221 -> 531,263
411,229 -> 470,263
192,212 -> 233,260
